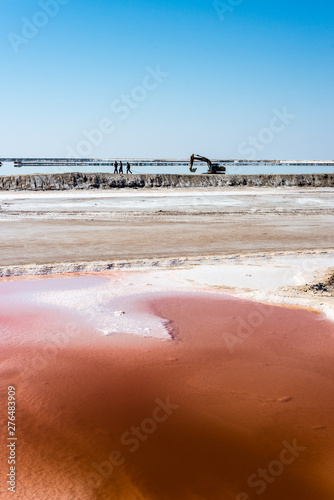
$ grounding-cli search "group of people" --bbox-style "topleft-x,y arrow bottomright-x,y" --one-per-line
114,160 -> 132,174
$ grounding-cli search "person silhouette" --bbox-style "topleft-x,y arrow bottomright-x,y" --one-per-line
119,161 -> 123,174
126,162 -> 132,174
114,161 -> 118,174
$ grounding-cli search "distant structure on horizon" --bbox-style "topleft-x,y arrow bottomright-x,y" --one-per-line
0,158 -> 334,168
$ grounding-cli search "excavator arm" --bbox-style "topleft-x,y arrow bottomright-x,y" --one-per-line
190,154 -> 212,173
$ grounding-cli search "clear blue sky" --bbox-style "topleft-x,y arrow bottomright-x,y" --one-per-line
0,0 -> 333,159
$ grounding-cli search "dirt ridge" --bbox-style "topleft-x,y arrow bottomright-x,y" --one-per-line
1,172 -> 334,190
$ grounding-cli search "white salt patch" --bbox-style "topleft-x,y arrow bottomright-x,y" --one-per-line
27,251 -> 334,337
173,254 -> 334,291
34,282 -> 171,339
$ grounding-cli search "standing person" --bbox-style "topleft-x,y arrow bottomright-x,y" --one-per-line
119,161 -> 123,174
126,162 -> 132,174
114,160 -> 118,174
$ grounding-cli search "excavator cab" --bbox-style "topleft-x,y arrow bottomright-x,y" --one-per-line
208,163 -> 226,174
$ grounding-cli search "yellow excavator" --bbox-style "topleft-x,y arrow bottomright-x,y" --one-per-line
189,154 -> 226,174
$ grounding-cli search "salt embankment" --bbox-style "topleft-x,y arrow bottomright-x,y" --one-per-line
1,172 -> 334,190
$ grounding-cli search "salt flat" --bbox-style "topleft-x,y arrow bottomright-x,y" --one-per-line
0,187 -> 333,267
1,187 -> 334,213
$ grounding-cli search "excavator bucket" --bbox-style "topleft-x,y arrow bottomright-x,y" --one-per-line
189,154 -> 197,173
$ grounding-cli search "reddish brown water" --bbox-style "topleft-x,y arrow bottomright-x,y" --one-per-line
1,282 -> 334,499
